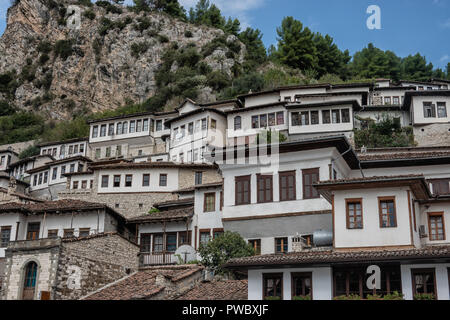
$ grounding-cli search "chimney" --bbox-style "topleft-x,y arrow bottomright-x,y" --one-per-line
291,234 -> 304,253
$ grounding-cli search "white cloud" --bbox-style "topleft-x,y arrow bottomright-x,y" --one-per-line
440,54 -> 450,62
180,0 -> 266,29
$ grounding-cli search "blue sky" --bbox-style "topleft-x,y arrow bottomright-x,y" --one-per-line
1,0 -> 449,69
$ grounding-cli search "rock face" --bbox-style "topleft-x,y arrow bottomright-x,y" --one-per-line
0,0 -> 245,119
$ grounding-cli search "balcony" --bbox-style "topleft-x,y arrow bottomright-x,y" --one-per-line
139,251 -> 177,266
7,238 -> 62,252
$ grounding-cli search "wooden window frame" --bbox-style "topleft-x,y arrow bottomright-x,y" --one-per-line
26,222 -> 40,240
0,226 -> 11,247
235,175 -> 251,206
178,231 -> 192,247
378,196 -> 398,228
291,272 -> 313,300
302,168 -> 320,199
203,192 -> 216,212
257,174 -> 273,203
63,228 -> 74,238
125,174 -> 133,187
346,198 -> 363,229
140,233 -> 152,252
428,212 -> 446,241
199,229 -> 211,246
248,239 -> 261,255
47,229 -> 58,239
113,175 -> 121,188
79,228 -> 90,237
212,228 -> 224,239
274,237 -> 288,253
152,233 -> 164,252
159,174 -> 168,187
101,175 -> 109,188
279,170 -> 296,201
142,174 -> 150,187
411,268 -> 437,299
165,232 -> 178,253
262,273 -> 283,300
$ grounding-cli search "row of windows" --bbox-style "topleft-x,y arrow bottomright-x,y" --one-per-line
42,143 -> 85,157
423,102 -> 447,118
292,109 -> 350,126
173,147 -> 206,163
32,163 -> 82,186
72,180 -> 94,190
92,119 -> 150,138
382,96 -> 402,105
16,222 -> 92,242
234,169 -> 320,206
100,173 -> 168,188
250,112 -> 285,129
172,118 -> 211,140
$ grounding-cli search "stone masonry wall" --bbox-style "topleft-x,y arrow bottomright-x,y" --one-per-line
178,168 -> 222,189
413,124 -> 450,147
2,246 -> 60,300
54,233 -> 139,300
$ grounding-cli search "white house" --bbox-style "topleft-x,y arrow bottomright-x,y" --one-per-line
38,138 -> 88,160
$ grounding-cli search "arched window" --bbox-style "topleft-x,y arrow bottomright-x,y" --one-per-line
22,261 -> 38,300
234,116 -> 241,130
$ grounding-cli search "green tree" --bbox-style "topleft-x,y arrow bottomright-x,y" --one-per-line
0,100 -> 16,116
198,231 -> 255,274
188,0 -> 225,29
446,63 -> 450,80
220,72 -> 265,99
224,17 -> 240,36
239,27 -> 267,71
313,33 -> 350,79
18,145 -> 40,159
400,53 -> 434,81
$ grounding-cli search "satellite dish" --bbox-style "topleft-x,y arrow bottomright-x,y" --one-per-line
175,245 -> 197,264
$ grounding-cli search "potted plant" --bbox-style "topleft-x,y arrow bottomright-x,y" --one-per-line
414,293 -> 435,300
292,295 -> 312,300
333,294 -> 361,300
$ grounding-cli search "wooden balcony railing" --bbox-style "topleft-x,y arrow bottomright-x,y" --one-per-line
139,251 -> 177,266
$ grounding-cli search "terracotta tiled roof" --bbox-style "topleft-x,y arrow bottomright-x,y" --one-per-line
174,182 -> 223,194
225,246 -> 450,268
359,151 -> 450,161
127,206 -> 194,223
177,280 -> 248,300
153,198 -> 194,209
82,265 -> 203,300
89,161 -> 215,170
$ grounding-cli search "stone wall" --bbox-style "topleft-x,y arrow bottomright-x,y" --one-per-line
54,233 -> 139,300
178,168 -> 222,189
413,124 -> 450,147
2,243 -> 61,300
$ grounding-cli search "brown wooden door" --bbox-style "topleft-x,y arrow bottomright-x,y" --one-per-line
26,222 -> 40,240
22,262 -> 38,300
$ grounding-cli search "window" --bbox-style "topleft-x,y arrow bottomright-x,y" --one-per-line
249,239 -> 261,255
63,229 -> 74,238
60,165 -> 66,179
95,148 -> 101,159
26,222 -> 40,240
284,96 -> 291,102
79,228 -> 90,237
257,174 -> 273,203
136,120 -> 142,132
423,102 -> 436,118
116,122 -> 122,135
195,172 -> 202,185
268,113 -> 276,126
235,175 -> 251,205
142,174 -> 150,187
180,125 -> 186,138
393,96 -> 400,105
178,231 -> 192,246
80,144 -> 84,153
125,175 -> 133,187
428,212 -> 445,241
263,273 -> 283,300
140,234 -> 151,252
275,237 -> 288,253
379,197 -> 397,228
279,171 -> 296,201
302,168 -> 319,199
179,153 -> 184,163
74,145 -> 78,154
43,171 -> 48,184
68,146 -> 74,155
322,110 -> 331,124
143,119 -> 149,131
234,116 -> 241,130
159,174 -> 167,187
1,226 -> 11,247
292,273 -> 312,299
129,120 -> 136,133
299,111 -> 309,125
251,115 -> 259,128
69,164 -> 75,173
187,150 -> 192,162
260,114 -> 267,128
156,120 -> 162,131
437,102 -> 447,118
113,175 -> 121,187
276,111 -> 284,125
188,122 -> 194,134
346,199 -> 363,229
153,234 -> 164,252
52,168 -> 58,180
100,124 -> 107,137
201,118 -> 207,130
193,149 -> 199,162
204,192 -> 216,212
108,123 -> 114,135
38,173 -> 43,185
122,121 -> 128,133
430,179 -> 450,195
33,175 -> 37,186
213,228 -> 224,239
310,111 -> 319,125
341,109 -> 350,123
81,180 -> 87,189
210,119 -> 217,130
384,97 -> 391,105
47,229 -> 58,239
72,181 -> 79,189
101,175 -> 109,188
116,145 -> 122,157
332,110 -> 340,123
411,269 -> 436,299
105,146 -> 111,158
200,230 -> 211,246
166,233 -> 177,252
92,126 -> 98,138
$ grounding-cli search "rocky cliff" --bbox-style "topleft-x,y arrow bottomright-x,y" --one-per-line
0,0 -> 245,119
